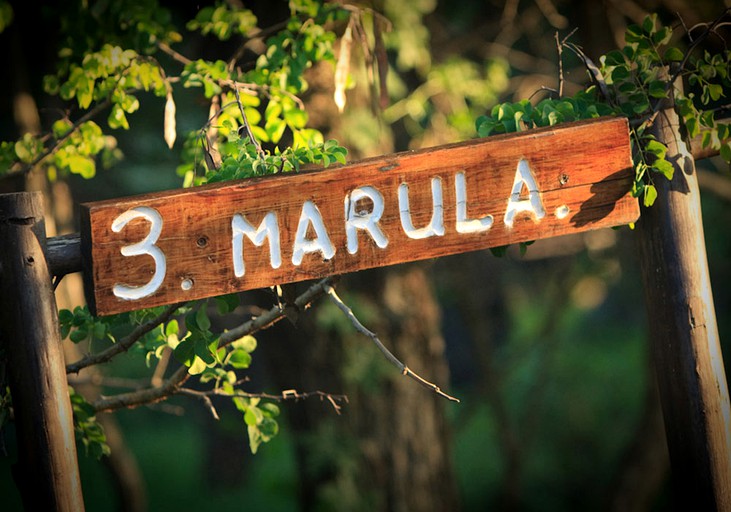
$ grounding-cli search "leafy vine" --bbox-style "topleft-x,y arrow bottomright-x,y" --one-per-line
476,11 -> 730,209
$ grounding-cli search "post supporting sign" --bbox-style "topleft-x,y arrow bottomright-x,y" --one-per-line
80,117 -> 639,316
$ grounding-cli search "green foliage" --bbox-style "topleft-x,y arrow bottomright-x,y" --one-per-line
234,397 -> 280,454
204,135 -> 347,183
69,387 -> 110,459
12,0 -> 357,456
476,13 -> 731,209
186,3 -> 258,41
1,0 -> 352,458
0,0 -> 348,194
59,305 -> 117,345
0,2 -> 12,33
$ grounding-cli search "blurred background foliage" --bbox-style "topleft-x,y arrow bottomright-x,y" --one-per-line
1,0 -> 730,511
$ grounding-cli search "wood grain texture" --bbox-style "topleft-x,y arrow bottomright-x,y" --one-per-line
81,117 -> 638,315
0,192 -> 85,511
637,104 -> 731,510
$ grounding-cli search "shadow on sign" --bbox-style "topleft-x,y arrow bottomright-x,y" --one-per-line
571,168 -> 635,228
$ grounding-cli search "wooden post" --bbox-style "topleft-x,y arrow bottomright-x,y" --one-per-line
0,192 -> 85,511
637,104 -> 731,509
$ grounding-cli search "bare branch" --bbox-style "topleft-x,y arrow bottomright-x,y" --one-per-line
93,365 -> 191,413
671,9 -> 730,88
185,386 -> 348,415
233,84 -> 264,157
323,284 -> 460,403
91,277 -> 335,413
157,41 -> 192,66
218,277 -> 336,349
178,388 -> 220,420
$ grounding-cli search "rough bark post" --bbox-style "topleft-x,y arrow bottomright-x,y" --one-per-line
636,102 -> 731,509
0,191 -> 85,511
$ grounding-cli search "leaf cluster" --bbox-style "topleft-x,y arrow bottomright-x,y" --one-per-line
70,387 -> 110,460
476,12 -> 731,209
205,135 -> 348,183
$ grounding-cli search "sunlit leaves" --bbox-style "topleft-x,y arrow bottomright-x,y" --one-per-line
234,397 -> 280,454
173,306 -> 218,375
13,133 -> 44,164
181,59 -> 228,98
203,133 -> 347,184
475,94 -> 612,137
478,12 -> 731,211
186,3 -> 258,40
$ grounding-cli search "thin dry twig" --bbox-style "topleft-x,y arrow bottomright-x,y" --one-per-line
178,388 -> 220,420
182,386 -> 349,417
323,284 -> 460,403
233,84 -> 264,157
555,28 -> 578,98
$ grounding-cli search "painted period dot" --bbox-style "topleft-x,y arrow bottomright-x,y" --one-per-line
181,278 -> 193,291
555,205 -> 570,219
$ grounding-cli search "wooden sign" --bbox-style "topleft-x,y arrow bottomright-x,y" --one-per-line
80,117 -> 638,315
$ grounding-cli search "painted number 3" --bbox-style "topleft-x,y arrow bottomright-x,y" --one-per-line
111,206 -> 166,300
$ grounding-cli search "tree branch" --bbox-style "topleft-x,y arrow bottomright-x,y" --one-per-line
181,386 -> 349,416
91,277 -> 335,413
323,284 -> 460,403
66,303 -> 184,374
93,365 -> 191,413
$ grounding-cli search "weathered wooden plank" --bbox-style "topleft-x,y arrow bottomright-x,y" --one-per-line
81,116 -> 638,315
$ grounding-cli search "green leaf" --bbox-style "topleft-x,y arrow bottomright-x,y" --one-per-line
652,26 -> 672,46
248,425 -> 262,454
707,84 -> 723,102
14,133 -> 43,163
196,306 -> 211,331
631,96 -> 650,114
604,50 -> 626,66
490,245 -> 508,257
663,47 -> 684,62
684,117 -> 700,138
165,319 -> 179,337
227,348 -> 252,369
265,118 -> 286,143
644,139 -> 667,159
244,406 -> 261,426
642,14 -> 656,35
260,402 -> 280,416
643,184 -> 657,207
652,158 -> 674,180
625,24 -> 643,43
720,142 -> 731,163
648,80 -> 667,99
259,416 -> 279,438
284,108 -> 308,129
52,119 -> 73,138
215,293 -> 240,314
70,328 -> 88,343
231,334 -> 257,352
193,336 -> 217,365
188,356 -> 207,375
108,104 -> 129,130
67,154 -> 96,178
173,338 -> 196,366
